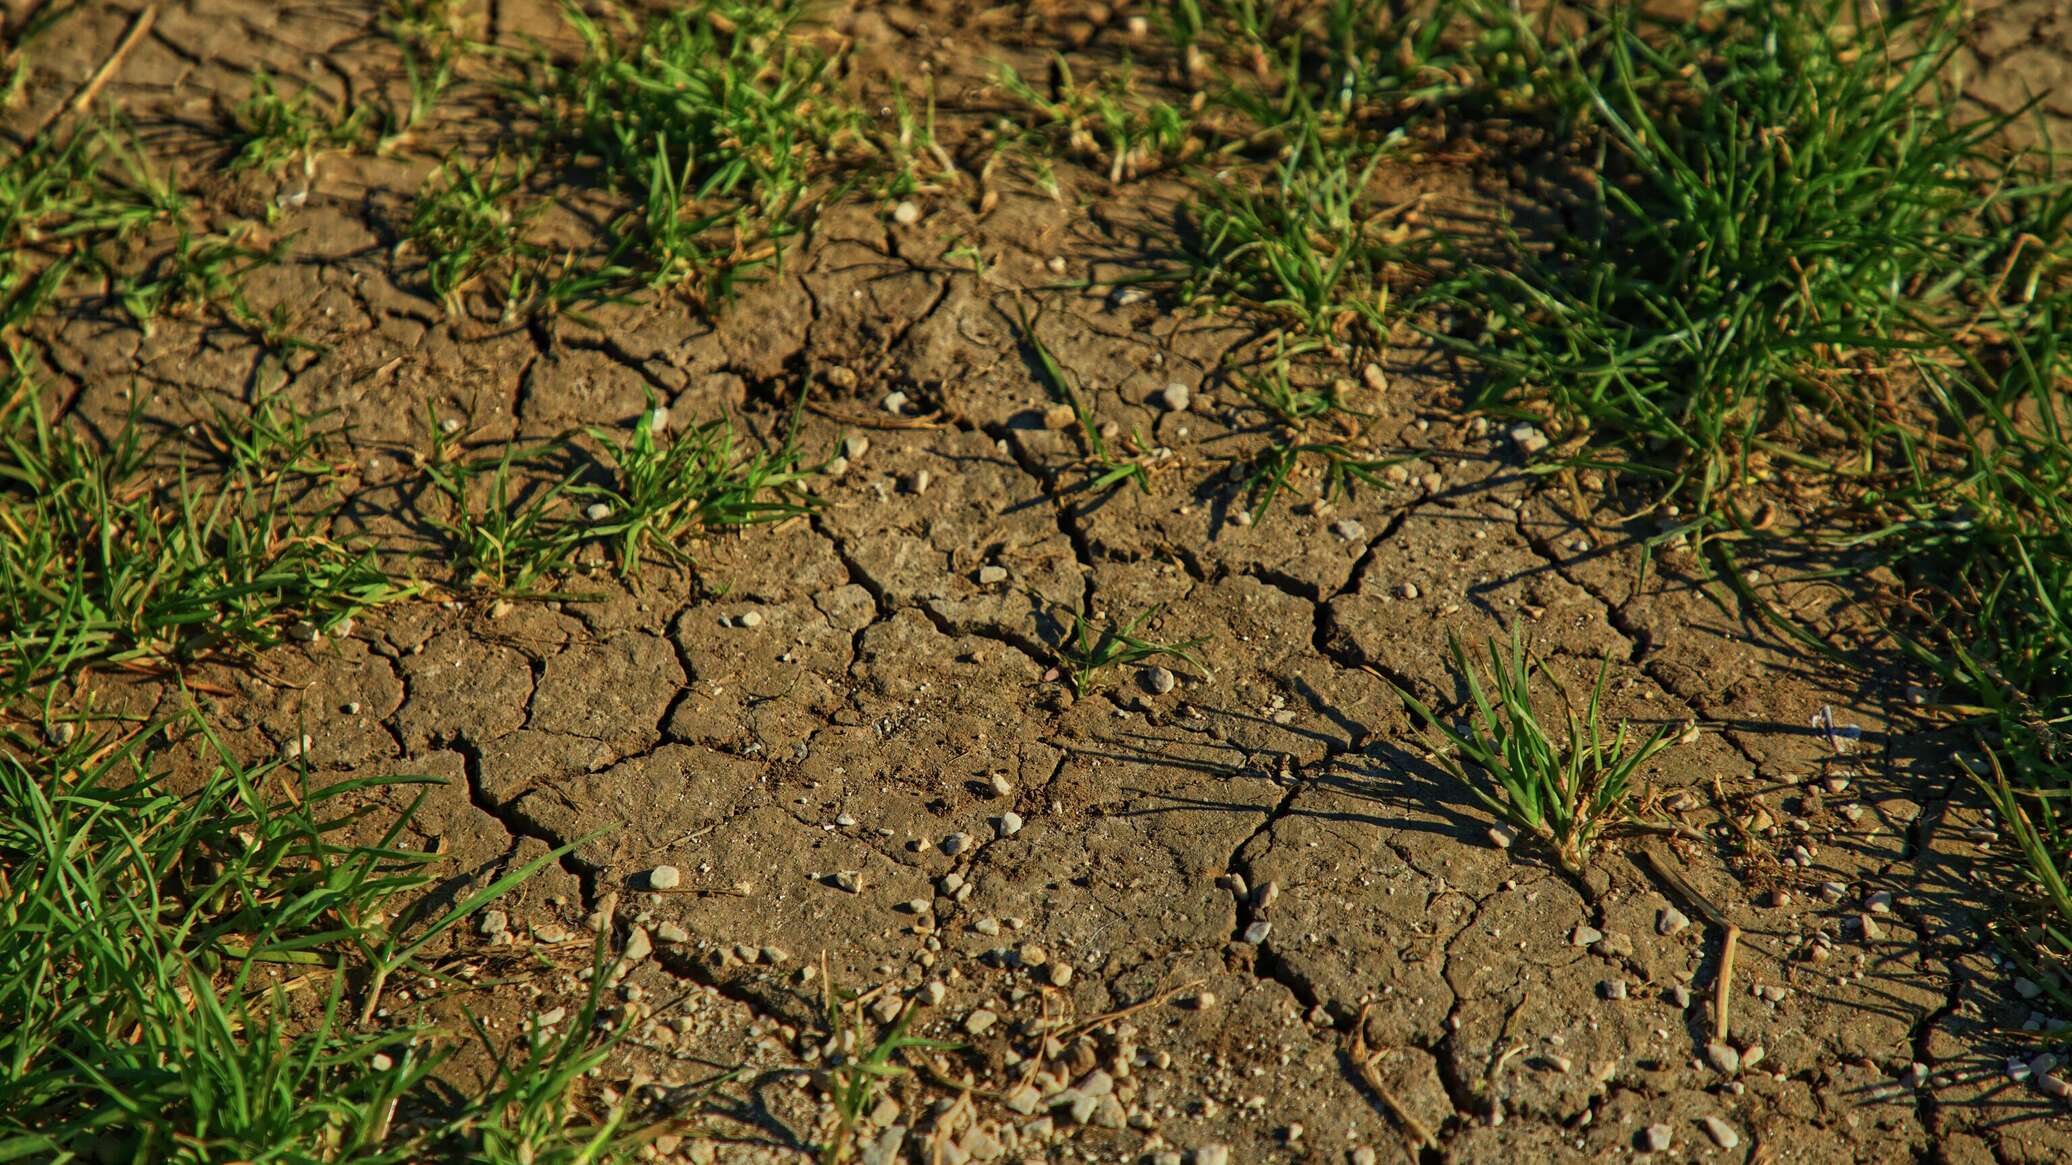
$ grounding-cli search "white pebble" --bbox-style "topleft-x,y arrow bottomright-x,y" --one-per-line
647,865 -> 681,890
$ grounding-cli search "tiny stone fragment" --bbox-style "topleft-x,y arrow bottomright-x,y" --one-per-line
1509,424 -> 1550,456
998,812 -> 1024,837
1242,920 -> 1272,944
1702,1116 -> 1740,1150
1488,824 -> 1517,849
1156,382 -> 1192,411
1329,519 -> 1365,542
892,200 -> 921,225
1042,403 -> 1076,430
621,926 -> 652,963
646,865 -> 681,891
1571,925 -> 1604,947
1638,1123 -> 1672,1153
1705,1043 -> 1740,1075
1657,906 -> 1690,936
1142,666 -> 1177,695
655,921 -> 689,944
964,1008 -> 998,1035
977,565 -> 1010,585
478,909 -> 509,937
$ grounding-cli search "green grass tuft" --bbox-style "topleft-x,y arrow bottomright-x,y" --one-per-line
1396,623 -> 1674,873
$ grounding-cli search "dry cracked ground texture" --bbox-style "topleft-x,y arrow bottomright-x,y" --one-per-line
12,0 -> 2072,1162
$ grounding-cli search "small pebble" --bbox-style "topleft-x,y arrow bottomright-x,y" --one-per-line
1243,921 -> 1272,944
282,735 -> 313,761
647,865 -> 681,890
1042,403 -> 1077,430
990,773 -> 1014,797
1193,1147 -> 1230,1165
1657,907 -> 1690,936
831,871 -> 863,893
478,909 -> 509,937
621,926 -> 652,962
964,1008 -> 998,1035
1570,925 -> 1604,947
892,200 -> 920,225
1329,518 -> 1365,542
1705,1043 -> 1740,1075
1639,1123 -> 1672,1153
977,565 -> 1010,585
737,610 -> 764,628
1601,979 -> 1628,1001
1049,963 -> 1073,987
1865,890 -> 1893,914
998,812 -> 1024,837
903,469 -> 931,495
1701,1116 -> 1740,1150
1488,824 -> 1517,850
584,502 -> 612,522
1398,582 -> 1419,600
843,434 -> 870,460
342,702 -> 361,715
655,921 -> 689,944
1156,383 -> 1191,411
1361,364 -> 1387,393
882,391 -> 910,415
1509,424 -> 1550,456
1142,666 -> 1177,695
942,833 -> 972,856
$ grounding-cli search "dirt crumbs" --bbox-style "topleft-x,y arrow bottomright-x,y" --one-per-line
4,1 -> 2072,1163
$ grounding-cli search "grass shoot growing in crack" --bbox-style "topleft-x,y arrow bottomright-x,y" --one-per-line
1050,601 -> 1210,698
420,421 -> 589,596
1396,623 -> 1673,874
1225,339 -> 1401,519
820,988 -> 957,1165
1009,296 -> 1157,494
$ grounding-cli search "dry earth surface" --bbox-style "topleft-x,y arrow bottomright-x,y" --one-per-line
8,1 -> 2072,1162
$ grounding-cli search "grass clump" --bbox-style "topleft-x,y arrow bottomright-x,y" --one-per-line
1050,602 -> 1209,698
1429,0 -> 2061,521
1396,623 -> 1674,873
535,0 -> 857,308
0,388 -> 415,704
819,989 -> 956,1165
224,69 -> 368,175
421,406 -> 818,594
0,716 -> 632,1162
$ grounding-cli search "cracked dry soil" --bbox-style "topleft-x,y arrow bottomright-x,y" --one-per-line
13,1 -> 2072,1162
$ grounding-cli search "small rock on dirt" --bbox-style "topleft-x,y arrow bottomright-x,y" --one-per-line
1509,424 -> 1550,455
621,926 -> 652,962
1488,824 -> 1518,849
1706,1043 -> 1740,1074
1142,665 -> 1177,695
736,610 -> 763,628
1702,1116 -> 1741,1149
1193,1148 -> 1231,1165
1639,1123 -> 1673,1153
1243,920 -> 1272,944
977,564 -> 1009,585
964,1008 -> 998,1035
478,909 -> 509,937
998,812 -> 1024,837
1329,519 -> 1365,542
1042,403 -> 1077,430
655,921 -> 689,944
892,200 -> 920,225
647,865 -> 681,890
1657,906 -> 1690,936
1571,925 -> 1603,947
1156,383 -> 1191,411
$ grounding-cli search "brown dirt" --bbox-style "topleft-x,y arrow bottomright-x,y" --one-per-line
8,1 -> 2072,1162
